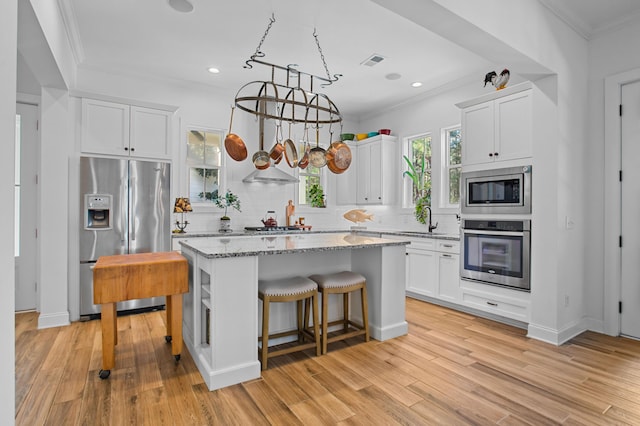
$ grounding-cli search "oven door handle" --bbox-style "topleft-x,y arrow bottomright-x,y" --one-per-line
462,229 -> 527,237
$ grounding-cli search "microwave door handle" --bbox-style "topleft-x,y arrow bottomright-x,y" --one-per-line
462,229 -> 525,237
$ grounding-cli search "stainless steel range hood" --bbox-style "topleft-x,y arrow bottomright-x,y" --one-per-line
242,166 -> 299,184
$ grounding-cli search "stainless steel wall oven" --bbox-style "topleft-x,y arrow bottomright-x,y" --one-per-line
461,219 -> 531,291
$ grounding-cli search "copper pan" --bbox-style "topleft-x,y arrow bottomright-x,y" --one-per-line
268,123 -> 285,163
298,141 -> 310,169
308,126 -> 327,168
326,140 -> 352,174
224,106 -> 248,161
298,126 -> 310,169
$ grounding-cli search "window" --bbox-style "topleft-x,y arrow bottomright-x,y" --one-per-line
297,162 -> 324,207
186,129 -> 224,202
443,126 -> 462,206
403,134 -> 432,207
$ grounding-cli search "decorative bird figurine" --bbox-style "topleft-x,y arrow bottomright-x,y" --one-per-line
483,68 -> 510,90
343,209 -> 374,224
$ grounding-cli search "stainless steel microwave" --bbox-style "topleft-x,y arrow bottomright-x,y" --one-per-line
461,165 -> 532,214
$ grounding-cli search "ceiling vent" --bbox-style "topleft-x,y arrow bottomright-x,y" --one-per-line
361,54 -> 386,67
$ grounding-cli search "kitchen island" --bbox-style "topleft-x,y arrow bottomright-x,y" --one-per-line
179,232 -> 409,391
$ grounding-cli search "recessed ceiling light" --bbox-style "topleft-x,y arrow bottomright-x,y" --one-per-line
207,67 -> 220,74
385,73 -> 402,80
168,0 -> 194,13
411,82 -> 423,88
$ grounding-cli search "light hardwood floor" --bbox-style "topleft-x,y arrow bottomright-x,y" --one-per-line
15,298 -> 640,425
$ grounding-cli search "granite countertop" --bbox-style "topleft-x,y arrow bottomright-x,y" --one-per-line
179,232 -> 410,259
173,228 -> 460,241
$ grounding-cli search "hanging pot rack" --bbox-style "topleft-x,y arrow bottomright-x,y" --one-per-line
230,13 -> 348,177
233,14 -> 342,126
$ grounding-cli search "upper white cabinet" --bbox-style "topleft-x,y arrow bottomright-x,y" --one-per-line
355,135 -> 397,205
459,84 -> 532,166
81,98 -> 172,160
335,141 -> 357,205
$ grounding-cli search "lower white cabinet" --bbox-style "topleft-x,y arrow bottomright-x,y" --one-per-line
459,280 -> 530,323
437,251 -> 460,302
406,240 -> 438,297
403,238 -> 460,301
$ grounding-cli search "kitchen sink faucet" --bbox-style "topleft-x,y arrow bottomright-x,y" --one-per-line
425,206 -> 438,233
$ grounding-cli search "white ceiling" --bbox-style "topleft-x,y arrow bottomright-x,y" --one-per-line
17,0 -> 640,118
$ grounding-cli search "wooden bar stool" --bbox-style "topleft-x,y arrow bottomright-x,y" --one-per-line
308,271 -> 370,354
258,276 -> 321,370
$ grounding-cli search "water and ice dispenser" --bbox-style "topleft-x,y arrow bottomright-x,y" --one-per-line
84,194 -> 112,230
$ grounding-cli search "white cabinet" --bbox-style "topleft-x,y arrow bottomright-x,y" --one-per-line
81,98 -> 172,159
459,84 -> 532,166
355,135 -> 397,205
406,239 -> 438,297
403,237 -> 460,301
460,279 -> 530,323
436,241 -> 460,302
335,142 -> 357,205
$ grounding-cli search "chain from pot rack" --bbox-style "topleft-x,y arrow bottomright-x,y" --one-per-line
234,14 -> 342,125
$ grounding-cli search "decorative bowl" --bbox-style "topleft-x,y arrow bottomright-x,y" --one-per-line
367,131 -> 379,138
341,133 -> 355,141
356,133 -> 368,141
379,129 -> 391,135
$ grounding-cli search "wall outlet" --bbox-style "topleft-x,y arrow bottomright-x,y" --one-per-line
564,295 -> 570,307
565,216 -> 575,230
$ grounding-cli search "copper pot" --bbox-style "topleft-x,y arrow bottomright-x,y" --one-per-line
326,141 -> 352,174
268,124 -> 285,162
224,107 -> 248,161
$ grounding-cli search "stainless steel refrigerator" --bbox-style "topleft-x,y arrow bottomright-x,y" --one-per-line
79,156 -> 171,317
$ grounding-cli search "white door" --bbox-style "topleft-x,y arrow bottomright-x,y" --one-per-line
15,103 -> 38,311
621,80 -> 640,338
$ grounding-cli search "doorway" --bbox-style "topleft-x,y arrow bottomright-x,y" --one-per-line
621,80 -> 640,339
15,102 -> 38,312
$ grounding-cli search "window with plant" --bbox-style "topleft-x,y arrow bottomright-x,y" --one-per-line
186,128 -> 223,202
444,126 -> 462,206
298,160 -> 324,207
404,134 -> 432,206
403,134 -> 432,224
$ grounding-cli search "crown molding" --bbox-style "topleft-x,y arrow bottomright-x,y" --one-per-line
56,0 -> 84,65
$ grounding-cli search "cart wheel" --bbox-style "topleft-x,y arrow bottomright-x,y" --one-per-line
165,335 -> 172,343
174,354 -> 181,362
99,369 -> 111,380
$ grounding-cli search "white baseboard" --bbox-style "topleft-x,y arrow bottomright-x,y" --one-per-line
528,318 -> 587,345
38,311 -> 71,329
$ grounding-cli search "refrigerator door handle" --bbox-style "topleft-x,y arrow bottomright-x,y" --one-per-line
121,179 -> 127,242
131,176 -> 136,241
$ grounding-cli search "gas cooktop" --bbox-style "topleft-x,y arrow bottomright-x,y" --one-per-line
244,226 -> 299,233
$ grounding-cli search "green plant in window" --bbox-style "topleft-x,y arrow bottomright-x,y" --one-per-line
403,155 -> 431,224
211,190 -> 241,219
198,189 -> 218,201
308,183 -> 326,208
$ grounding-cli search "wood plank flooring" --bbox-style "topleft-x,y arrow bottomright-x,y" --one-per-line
15,298 -> 640,425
